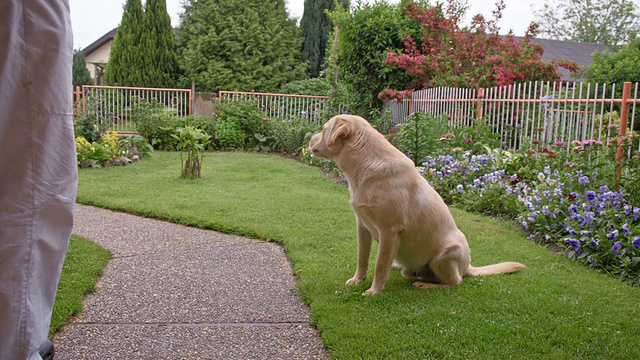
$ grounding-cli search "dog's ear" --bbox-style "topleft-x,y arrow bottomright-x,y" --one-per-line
327,117 -> 353,147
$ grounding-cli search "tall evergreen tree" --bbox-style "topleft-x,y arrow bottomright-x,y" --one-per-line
104,0 -> 145,86
300,0 -> 349,78
72,49 -> 93,86
176,0 -> 306,92
141,0 -> 179,87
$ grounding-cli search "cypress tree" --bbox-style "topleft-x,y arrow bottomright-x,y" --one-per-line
300,0 -> 349,78
72,49 -> 93,86
105,0 -> 145,86
140,0 -> 179,87
176,0 -> 306,92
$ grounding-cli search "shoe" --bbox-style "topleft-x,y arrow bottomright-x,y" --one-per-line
38,339 -> 55,360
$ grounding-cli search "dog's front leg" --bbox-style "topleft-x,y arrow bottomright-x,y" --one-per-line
364,230 -> 400,295
346,217 -> 372,286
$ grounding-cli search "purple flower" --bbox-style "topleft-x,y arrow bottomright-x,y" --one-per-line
612,242 -> 623,256
578,176 -> 590,186
632,236 -> 640,249
584,212 -> 594,227
565,238 -> 581,253
456,184 -> 464,193
634,207 -> 640,221
607,230 -> 619,240
568,204 -> 578,213
622,223 -> 631,236
585,191 -> 596,203
566,227 -> 578,236
589,239 -> 599,251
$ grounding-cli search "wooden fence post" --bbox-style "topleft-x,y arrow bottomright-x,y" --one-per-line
74,86 -> 81,113
475,87 -> 484,120
615,82 -> 632,186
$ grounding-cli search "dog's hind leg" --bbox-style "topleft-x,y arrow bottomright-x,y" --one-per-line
413,244 -> 467,289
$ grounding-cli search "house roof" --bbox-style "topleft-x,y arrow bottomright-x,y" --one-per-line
517,37 -> 614,81
82,28 -> 117,57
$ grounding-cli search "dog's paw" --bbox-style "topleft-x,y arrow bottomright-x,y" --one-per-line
362,287 -> 382,296
345,276 -> 364,286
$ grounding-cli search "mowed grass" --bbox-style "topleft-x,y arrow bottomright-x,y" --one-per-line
51,235 -> 112,336
75,151 -> 640,359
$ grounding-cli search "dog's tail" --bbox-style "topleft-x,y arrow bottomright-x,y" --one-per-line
466,262 -> 525,277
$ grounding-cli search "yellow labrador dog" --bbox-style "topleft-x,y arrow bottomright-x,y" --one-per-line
309,115 -> 525,295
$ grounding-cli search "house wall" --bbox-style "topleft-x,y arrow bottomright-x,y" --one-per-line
85,40 -> 113,80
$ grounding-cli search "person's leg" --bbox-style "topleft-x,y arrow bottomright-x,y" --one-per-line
0,0 -> 77,358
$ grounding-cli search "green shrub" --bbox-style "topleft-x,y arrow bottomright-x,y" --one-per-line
215,119 -> 245,149
215,100 -> 272,149
131,98 -> 215,150
74,107 -> 106,143
280,78 -> 331,96
270,118 -> 321,154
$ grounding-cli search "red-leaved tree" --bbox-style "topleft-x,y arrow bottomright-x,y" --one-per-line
384,0 -> 579,91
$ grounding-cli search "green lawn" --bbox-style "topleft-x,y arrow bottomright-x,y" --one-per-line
51,235 -> 112,336
73,151 -> 640,359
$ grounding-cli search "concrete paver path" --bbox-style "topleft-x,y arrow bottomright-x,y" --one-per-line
53,204 -> 329,359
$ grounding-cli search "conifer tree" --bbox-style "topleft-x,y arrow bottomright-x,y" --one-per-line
105,0 -> 145,86
177,0 -> 306,92
140,0 -> 179,87
72,49 -> 93,86
300,0 -> 349,78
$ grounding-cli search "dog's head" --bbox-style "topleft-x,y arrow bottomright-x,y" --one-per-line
309,115 -> 361,160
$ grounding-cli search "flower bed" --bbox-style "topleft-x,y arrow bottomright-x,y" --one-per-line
417,142 -> 640,285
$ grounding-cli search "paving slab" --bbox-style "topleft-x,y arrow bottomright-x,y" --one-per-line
53,204 -> 329,359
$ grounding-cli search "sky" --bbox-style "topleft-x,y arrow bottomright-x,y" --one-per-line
70,0 -> 544,50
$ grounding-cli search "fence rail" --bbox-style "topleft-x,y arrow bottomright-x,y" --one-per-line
383,81 -> 640,158
74,85 -> 192,131
217,90 -> 331,123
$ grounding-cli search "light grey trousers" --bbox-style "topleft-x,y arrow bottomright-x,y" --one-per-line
0,0 -> 77,359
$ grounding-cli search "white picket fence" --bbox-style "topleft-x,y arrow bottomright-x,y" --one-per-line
217,90 -> 331,124
75,85 -> 192,131
383,81 -> 640,156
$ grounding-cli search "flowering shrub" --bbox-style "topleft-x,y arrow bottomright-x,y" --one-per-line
377,89 -> 412,103
384,0 -> 578,89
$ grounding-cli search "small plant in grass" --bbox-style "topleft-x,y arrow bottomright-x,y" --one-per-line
172,126 -> 212,179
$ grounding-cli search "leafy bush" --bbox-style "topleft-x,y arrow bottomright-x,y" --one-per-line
280,78 -> 331,96
74,107 -> 106,143
131,99 -> 179,150
214,100 -> 272,149
269,118 -> 321,154
131,98 -> 215,150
